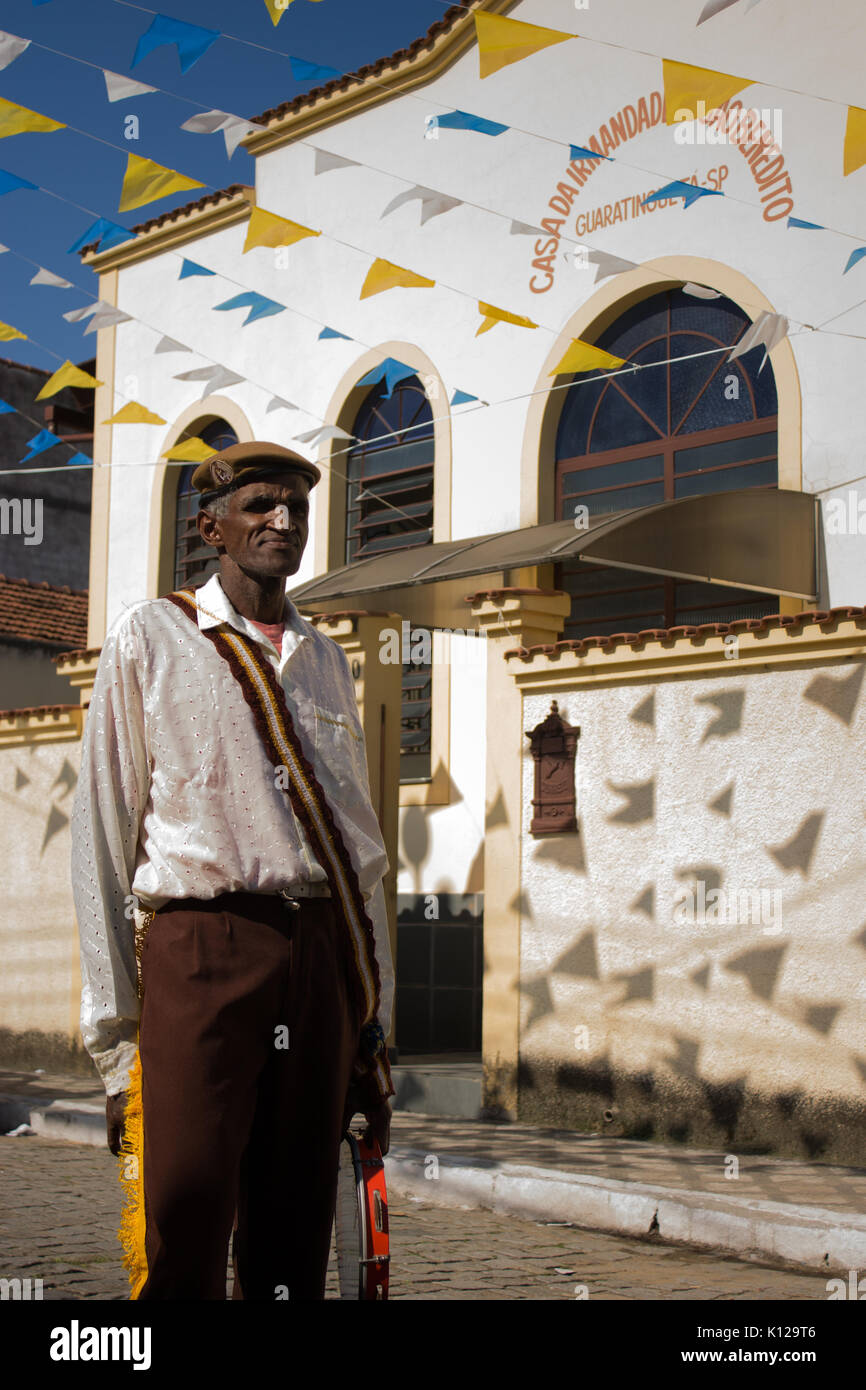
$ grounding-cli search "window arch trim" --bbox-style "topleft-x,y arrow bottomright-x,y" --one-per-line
520,256 -> 802,532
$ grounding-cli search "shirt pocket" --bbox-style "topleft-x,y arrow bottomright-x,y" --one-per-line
311,705 -> 367,792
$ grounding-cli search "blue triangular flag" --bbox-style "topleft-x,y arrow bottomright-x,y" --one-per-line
844,247 -> 866,273
0,169 -> 37,196
434,110 -> 508,137
214,292 -> 285,326
357,357 -> 415,399
65,451 -> 93,467
642,180 -> 722,210
21,430 -> 60,462
787,217 -> 824,230
68,218 -> 131,254
179,258 -> 215,279
450,389 -> 478,406
132,14 -> 220,74
289,56 -> 341,82
0,397 -> 15,414
569,144 -> 612,162
318,326 -> 350,340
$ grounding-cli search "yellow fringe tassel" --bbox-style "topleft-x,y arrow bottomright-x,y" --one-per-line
117,1047 -> 148,1300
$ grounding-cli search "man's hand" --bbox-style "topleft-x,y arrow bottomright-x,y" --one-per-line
106,1090 -> 129,1156
342,1082 -> 392,1156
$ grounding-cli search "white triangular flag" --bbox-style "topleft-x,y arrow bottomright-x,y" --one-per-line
588,250 -> 638,282
294,424 -> 354,448
728,311 -> 788,369
313,148 -> 360,175
696,0 -> 740,23
30,267 -> 73,289
380,185 -> 461,225
154,335 -> 191,354
180,109 -> 261,158
0,244 -> 8,254
0,31 -> 30,71
509,219 -> 545,236
174,364 -> 245,399
103,70 -> 157,103
682,282 -> 722,299
83,306 -> 133,334
266,396 -> 298,413
63,302 -> 101,322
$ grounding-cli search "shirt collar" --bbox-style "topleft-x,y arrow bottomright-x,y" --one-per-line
194,572 -> 307,647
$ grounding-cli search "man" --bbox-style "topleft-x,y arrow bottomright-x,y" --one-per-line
70,441 -> 394,1301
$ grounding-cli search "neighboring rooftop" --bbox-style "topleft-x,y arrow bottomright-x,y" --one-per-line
0,575 -> 88,649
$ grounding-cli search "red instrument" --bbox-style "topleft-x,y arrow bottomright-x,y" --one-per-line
332,1128 -> 389,1300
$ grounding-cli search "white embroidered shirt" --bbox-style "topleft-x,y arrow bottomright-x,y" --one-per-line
70,573 -> 393,1096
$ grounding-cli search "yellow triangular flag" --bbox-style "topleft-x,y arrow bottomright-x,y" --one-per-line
35,360 -> 103,400
475,302 -> 537,336
662,59 -> 752,124
161,436 -> 216,462
844,106 -> 866,177
550,340 -> 626,375
118,154 -> 204,213
360,258 -> 435,299
243,207 -> 320,253
102,402 -> 166,426
474,13 -> 573,79
263,0 -> 295,25
0,96 -> 65,140
0,320 -> 26,341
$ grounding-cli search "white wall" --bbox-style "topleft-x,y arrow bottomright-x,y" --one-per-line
519,657 -> 866,1136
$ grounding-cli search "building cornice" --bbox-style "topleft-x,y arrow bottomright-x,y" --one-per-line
81,186 -> 255,274
243,0 -> 517,156
506,611 -> 866,691
0,704 -> 83,747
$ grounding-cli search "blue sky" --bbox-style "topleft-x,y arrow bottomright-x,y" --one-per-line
0,0 -> 454,371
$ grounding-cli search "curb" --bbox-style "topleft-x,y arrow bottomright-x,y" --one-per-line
5,1095 -> 864,1274
0,1095 -> 104,1147
385,1148 -> 866,1275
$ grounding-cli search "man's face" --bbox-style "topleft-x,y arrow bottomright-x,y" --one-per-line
198,472 -> 311,579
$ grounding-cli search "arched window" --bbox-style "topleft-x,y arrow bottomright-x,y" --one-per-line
173,419 -> 238,590
346,374 -> 434,781
554,289 -> 779,639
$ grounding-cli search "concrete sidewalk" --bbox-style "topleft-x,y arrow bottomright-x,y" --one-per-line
3,1066 -> 865,1274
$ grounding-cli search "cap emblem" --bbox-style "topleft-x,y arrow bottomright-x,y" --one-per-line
210,458 -> 234,487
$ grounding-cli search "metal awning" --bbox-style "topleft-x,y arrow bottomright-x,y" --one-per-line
289,488 -> 817,629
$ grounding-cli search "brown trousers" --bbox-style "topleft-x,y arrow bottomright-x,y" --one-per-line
136,892 -> 361,1301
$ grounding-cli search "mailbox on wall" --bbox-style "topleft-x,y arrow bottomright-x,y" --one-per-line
525,700 -> 580,836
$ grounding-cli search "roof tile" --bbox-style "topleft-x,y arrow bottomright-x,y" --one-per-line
0,574 -> 88,648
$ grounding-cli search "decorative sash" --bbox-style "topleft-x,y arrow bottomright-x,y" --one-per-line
163,586 -> 393,1102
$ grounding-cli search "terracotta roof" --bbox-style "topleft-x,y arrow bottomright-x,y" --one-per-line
75,185 -> 252,257
0,574 -> 88,649
250,3 -> 468,128
0,357 -> 49,378
504,607 -> 866,660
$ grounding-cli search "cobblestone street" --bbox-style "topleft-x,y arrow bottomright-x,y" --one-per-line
0,1135 -> 830,1301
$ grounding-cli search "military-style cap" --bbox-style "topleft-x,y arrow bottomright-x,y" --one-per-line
192,441 -> 321,507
